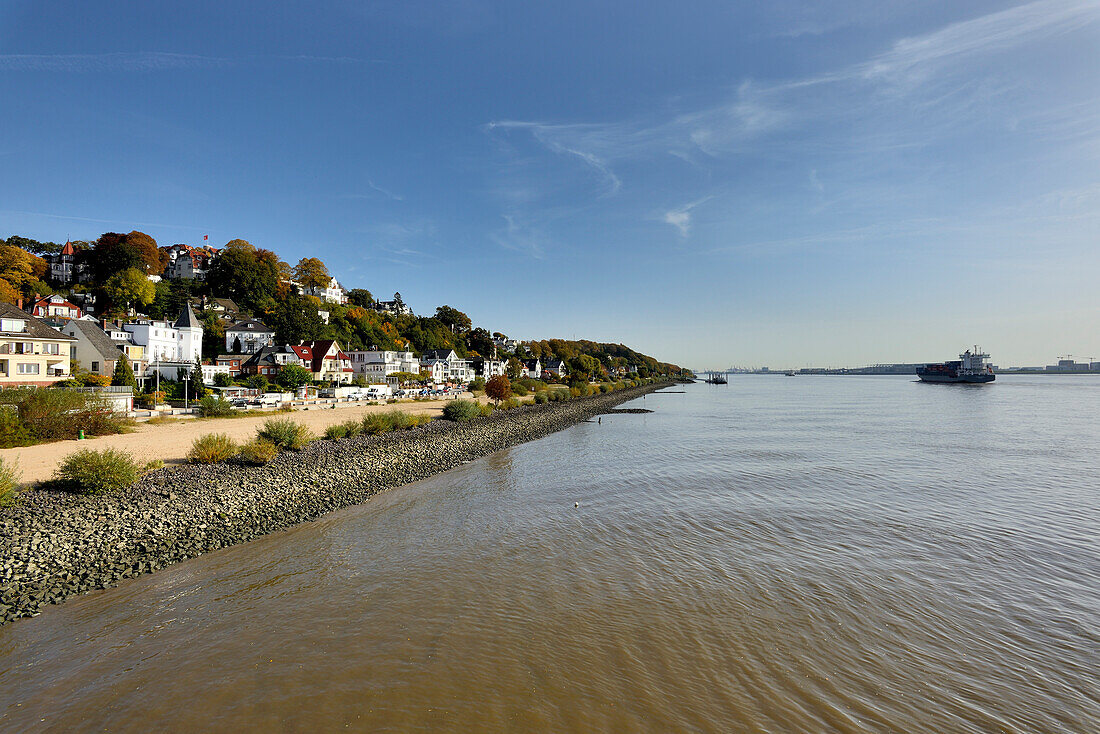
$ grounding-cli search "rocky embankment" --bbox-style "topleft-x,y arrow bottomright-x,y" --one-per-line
0,382 -> 670,625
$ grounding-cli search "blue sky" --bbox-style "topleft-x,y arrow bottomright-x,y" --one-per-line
1,1 -> 1098,369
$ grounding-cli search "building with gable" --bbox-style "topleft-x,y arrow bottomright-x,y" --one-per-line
0,302 -> 74,386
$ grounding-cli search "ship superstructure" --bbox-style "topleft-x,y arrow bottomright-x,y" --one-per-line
917,347 -> 995,383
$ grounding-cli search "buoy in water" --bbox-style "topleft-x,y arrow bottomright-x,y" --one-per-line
574,502 -> 579,508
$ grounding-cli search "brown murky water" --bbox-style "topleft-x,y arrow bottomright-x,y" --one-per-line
2,376 -> 1098,732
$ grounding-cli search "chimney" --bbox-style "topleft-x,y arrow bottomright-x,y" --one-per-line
17,298 -> 22,310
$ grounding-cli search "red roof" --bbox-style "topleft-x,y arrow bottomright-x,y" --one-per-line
60,240 -> 75,256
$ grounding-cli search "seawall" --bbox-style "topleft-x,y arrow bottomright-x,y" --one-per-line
0,382 -> 669,626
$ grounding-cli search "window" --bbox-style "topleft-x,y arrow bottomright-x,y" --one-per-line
44,343 -> 60,355
0,319 -> 26,333
17,363 -> 40,375
91,362 -> 99,372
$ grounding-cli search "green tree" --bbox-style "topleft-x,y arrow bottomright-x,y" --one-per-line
213,372 -> 232,387
111,353 -> 138,389
567,355 -> 602,381
485,375 -> 511,404
467,327 -> 494,358
435,305 -> 472,334
277,364 -> 314,389
347,288 -> 374,307
206,239 -> 282,314
190,360 -> 208,398
246,374 -> 269,392
506,356 -> 522,379
267,294 -> 325,345
103,268 -> 156,313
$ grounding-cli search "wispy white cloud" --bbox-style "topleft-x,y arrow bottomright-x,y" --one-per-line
491,214 -> 545,258
486,0 -> 1100,175
662,197 -> 713,237
860,0 -> 1100,86
0,52 -> 388,73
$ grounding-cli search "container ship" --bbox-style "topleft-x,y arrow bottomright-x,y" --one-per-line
917,347 -> 995,383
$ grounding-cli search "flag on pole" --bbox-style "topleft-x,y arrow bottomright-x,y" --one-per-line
204,235 -> 208,240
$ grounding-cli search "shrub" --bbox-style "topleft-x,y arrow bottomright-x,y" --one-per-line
53,448 -> 141,495
534,391 -> 549,404
515,378 -> 547,392
0,457 -> 22,507
189,433 -> 238,464
501,398 -> 520,410
599,383 -> 611,393
468,377 -> 486,393
213,373 -> 233,388
199,395 -> 234,417
362,412 -> 395,435
510,384 -> 529,397
478,402 -> 494,417
238,438 -> 278,465
442,399 -> 480,422
257,418 -> 312,450
325,420 -> 363,440
0,408 -> 34,449
570,387 -> 581,398
0,388 -> 130,443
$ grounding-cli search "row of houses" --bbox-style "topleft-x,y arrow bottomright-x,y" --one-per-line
2,293 -> 570,389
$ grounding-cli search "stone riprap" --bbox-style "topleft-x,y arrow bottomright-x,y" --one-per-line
0,382 -> 669,625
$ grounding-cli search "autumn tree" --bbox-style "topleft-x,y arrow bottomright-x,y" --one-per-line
103,268 -> 156,314
485,375 -> 512,404
294,257 -> 331,291
0,244 -> 49,298
92,231 -> 162,281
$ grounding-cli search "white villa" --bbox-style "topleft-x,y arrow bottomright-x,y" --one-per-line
304,276 -> 348,305
123,305 -> 203,379
225,319 -> 274,354
421,349 -> 475,384
347,349 -> 419,381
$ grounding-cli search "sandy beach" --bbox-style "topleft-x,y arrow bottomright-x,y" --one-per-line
1,397 -> 497,485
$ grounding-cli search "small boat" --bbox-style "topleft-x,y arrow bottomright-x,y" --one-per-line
917,347 -> 995,384
704,372 -> 727,384
785,370 -> 795,376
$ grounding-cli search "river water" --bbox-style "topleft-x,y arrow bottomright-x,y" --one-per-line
1,376 -> 1098,732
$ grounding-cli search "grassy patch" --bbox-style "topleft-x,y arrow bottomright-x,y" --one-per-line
238,438 -> 278,465
0,457 -> 22,507
257,418 -> 312,451
189,433 -> 238,464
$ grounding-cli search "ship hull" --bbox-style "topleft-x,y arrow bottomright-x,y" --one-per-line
916,371 -> 995,384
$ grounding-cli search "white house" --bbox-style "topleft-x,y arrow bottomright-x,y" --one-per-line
304,277 -> 348,305
123,305 -> 203,365
522,359 -> 542,379
480,358 -> 507,379
163,244 -> 218,280
542,359 -> 568,379
347,349 -> 419,381
421,349 -> 475,384
225,319 -> 274,354
200,363 -> 232,385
